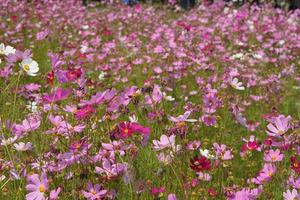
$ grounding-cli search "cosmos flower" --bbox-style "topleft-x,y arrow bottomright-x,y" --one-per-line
36,29 -> 49,41
230,77 -> 245,90
283,189 -> 299,200
20,58 -> 39,76
263,149 -> 284,162
43,87 -> 72,103
153,134 -> 181,152
168,111 -> 197,123
14,142 -> 33,151
266,115 -> 291,137
0,43 -> 16,56
82,182 -> 107,200
213,143 -> 233,160
190,156 -> 211,172
26,173 -> 49,200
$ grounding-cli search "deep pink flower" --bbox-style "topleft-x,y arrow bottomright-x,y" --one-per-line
75,105 -> 95,120
43,87 -> 72,103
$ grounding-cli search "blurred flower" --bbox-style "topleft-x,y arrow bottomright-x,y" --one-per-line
14,142 -> 33,151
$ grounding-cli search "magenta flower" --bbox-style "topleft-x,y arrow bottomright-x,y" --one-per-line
43,87 -> 71,103
263,149 -> 284,162
74,105 -> 95,120
26,173 -> 49,200
82,182 -> 107,200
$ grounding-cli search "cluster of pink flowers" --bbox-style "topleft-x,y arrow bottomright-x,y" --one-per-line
0,0 -> 299,199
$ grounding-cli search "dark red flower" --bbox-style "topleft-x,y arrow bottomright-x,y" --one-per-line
208,188 -> 217,197
190,156 -> 211,172
66,68 -> 82,81
118,122 -> 135,138
47,70 -> 55,85
291,156 -> 300,174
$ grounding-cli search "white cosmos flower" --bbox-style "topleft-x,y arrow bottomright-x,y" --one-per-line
26,101 -> 38,113
163,92 -> 175,101
0,175 -> 5,182
20,58 -> 39,76
200,149 -> 215,159
230,77 -> 245,90
14,142 -> 33,151
129,114 -> 138,123
1,136 -> 17,146
98,71 -> 107,80
0,43 -> 16,56
230,53 -> 244,60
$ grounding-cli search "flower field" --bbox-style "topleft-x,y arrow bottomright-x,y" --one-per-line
0,0 -> 300,199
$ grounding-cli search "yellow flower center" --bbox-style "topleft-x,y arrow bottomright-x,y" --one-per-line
23,64 -> 30,72
268,172 -> 273,177
124,129 -> 129,134
91,189 -> 97,195
39,185 -> 46,193
177,121 -> 186,128
76,143 -> 81,149
277,130 -> 284,135
271,155 -> 276,161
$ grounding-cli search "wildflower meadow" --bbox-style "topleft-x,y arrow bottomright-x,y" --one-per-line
0,0 -> 300,199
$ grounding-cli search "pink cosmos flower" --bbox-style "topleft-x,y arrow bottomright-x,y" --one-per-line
228,186 -> 262,200
213,143 -> 233,160
168,111 -> 197,123
75,105 -> 95,120
144,84 -> 163,105
283,189 -> 299,200
168,194 -> 177,200
152,134 -> 180,151
187,140 -> 201,151
252,163 -> 276,184
43,87 -> 71,103
13,116 -> 41,136
287,175 -> 300,189
200,114 -> 217,126
50,187 -> 61,200
26,173 -> 49,200
102,141 -> 127,156
263,149 -> 284,162
266,115 -> 291,137
95,160 -> 127,178
36,29 -> 50,41
82,182 -> 107,200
